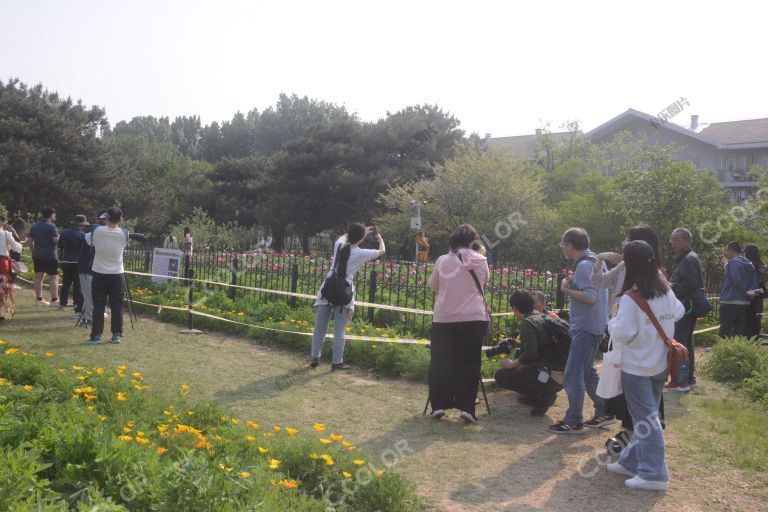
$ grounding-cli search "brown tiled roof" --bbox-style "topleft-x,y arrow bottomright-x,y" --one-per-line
699,117 -> 768,145
488,132 -> 573,159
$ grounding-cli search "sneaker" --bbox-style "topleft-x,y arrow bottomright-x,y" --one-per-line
36,299 -> 50,307
85,337 -> 102,345
607,462 -> 635,477
431,409 -> 446,420
459,411 -> 477,424
111,334 -> 123,344
688,376 -> 697,388
12,284 -> 22,290
664,382 -> 691,392
585,415 -> 618,429
331,363 -> 350,371
548,421 -> 584,434
309,357 -> 319,368
530,393 -> 558,417
624,475 -> 668,491
49,300 -> 59,307
606,430 -> 631,456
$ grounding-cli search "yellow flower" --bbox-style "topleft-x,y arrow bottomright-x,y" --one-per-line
45,352 -> 55,357
278,479 -> 298,489
285,428 -> 298,437
99,416 -> 107,422
22,385 -> 33,391
268,458 -> 281,469
231,418 -> 240,425
218,463 -> 233,472
131,372 -> 142,378
376,470 -> 384,479
77,376 -> 87,381
127,421 -> 136,427
117,365 -> 127,371
341,441 -> 352,448
156,447 -> 167,455
309,453 -> 320,460
95,367 -> 104,375
246,436 -> 256,443
116,392 -> 127,401
137,430 -> 145,437
84,393 -> 97,401
119,435 -> 133,442
0,340 -> 5,344
238,471 -> 250,479
246,420 -> 260,430
258,447 -> 269,454
87,405 -> 95,412
135,437 -> 149,445
5,348 -> 19,355
272,425 -> 282,432
342,471 -> 352,478
313,423 -> 326,432
320,438 -> 331,445
330,434 -> 343,441
72,365 -> 85,371
123,427 -> 132,434
353,459 -> 365,466
321,454 -> 334,466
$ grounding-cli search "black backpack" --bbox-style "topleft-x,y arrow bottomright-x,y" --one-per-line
320,243 -> 353,307
541,314 -> 572,371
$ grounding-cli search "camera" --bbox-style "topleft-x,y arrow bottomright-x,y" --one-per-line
485,338 -> 519,359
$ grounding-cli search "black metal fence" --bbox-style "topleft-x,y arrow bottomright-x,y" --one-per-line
124,242 -> 723,336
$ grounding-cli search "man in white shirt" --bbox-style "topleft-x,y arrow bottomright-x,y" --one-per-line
87,207 -> 129,344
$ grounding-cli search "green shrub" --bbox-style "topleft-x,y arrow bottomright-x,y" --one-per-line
703,336 -> 767,385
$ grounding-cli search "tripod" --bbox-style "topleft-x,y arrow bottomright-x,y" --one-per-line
423,378 -> 491,416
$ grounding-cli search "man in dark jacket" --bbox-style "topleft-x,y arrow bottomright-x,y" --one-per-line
719,241 -> 759,338
494,290 -> 564,416
669,228 -> 706,390
58,215 -> 88,311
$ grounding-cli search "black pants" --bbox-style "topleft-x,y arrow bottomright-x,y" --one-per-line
674,315 -> 697,382
91,272 -> 123,338
60,262 -> 83,309
745,298 -> 763,338
494,366 -> 562,399
719,303 -> 749,338
428,321 -> 487,419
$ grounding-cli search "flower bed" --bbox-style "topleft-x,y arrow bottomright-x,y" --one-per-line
0,340 -> 421,511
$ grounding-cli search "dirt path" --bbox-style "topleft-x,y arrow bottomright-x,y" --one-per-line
3,289 -> 763,511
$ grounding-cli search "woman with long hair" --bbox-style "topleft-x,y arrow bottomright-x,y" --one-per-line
427,224 -> 490,424
592,225 -> 667,450
310,223 -> 385,370
606,240 -> 685,491
0,216 -> 23,321
744,244 -> 766,338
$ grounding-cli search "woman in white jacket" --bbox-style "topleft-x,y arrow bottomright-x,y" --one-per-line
0,216 -> 23,320
606,240 -> 685,491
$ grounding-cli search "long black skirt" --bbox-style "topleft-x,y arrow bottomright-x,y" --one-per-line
428,321 -> 487,419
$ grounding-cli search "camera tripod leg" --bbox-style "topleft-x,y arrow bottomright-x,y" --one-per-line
479,378 -> 491,415
423,395 -> 430,416
122,273 -> 136,330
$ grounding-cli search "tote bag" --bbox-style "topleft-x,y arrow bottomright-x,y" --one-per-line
597,339 -> 623,399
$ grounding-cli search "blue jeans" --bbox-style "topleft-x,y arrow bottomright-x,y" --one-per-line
563,330 -> 605,425
618,371 -> 668,482
311,304 -> 350,364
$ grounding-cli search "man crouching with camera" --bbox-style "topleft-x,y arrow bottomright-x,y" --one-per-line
493,290 -> 565,416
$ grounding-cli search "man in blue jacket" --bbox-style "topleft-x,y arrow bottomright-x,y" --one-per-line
720,241 -> 759,338
58,214 -> 88,311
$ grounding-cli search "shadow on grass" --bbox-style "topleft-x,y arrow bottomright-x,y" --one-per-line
213,364 -> 324,404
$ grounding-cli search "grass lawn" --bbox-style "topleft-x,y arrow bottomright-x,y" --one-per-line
3,288 -> 767,511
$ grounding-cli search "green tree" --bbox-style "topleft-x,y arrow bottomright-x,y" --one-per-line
0,79 -> 109,220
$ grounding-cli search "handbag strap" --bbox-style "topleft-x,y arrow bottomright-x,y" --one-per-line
625,289 -> 674,350
456,251 -> 490,320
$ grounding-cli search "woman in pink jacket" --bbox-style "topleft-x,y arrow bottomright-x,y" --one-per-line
427,224 -> 490,423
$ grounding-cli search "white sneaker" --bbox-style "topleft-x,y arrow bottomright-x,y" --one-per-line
431,409 -> 446,419
36,299 -> 50,307
607,462 -> 635,477
624,475 -> 668,491
12,284 -> 21,290
460,411 -> 477,424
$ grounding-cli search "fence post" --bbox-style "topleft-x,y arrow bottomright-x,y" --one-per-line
555,271 -> 565,310
143,245 -> 151,273
180,254 -> 202,335
289,263 -> 299,307
230,253 -> 238,301
368,268 -> 377,323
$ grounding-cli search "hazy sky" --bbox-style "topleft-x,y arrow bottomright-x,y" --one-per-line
2,0 -> 766,137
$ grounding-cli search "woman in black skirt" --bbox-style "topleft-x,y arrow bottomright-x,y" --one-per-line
427,224 -> 490,423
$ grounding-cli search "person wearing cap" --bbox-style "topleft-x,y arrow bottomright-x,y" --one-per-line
58,214 -> 89,312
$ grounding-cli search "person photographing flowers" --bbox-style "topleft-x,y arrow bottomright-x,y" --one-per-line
310,223 -> 385,370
